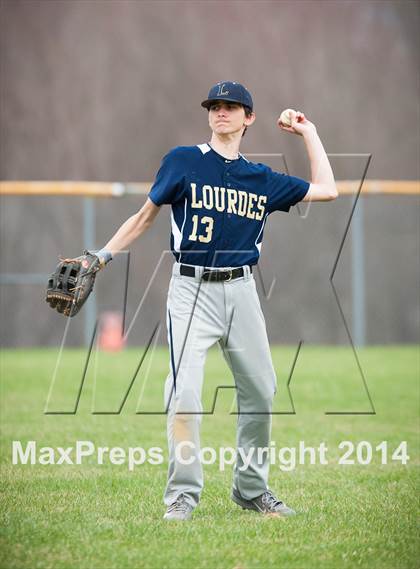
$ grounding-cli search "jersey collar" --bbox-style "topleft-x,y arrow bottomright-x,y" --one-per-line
206,143 -> 242,164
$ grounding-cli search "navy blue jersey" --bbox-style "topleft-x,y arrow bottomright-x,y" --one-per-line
148,143 -> 309,268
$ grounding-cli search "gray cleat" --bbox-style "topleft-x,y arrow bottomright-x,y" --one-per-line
163,494 -> 194,521
232,489 -> 296,517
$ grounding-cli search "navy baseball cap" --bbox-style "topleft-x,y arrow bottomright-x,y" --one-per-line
201,81 -> 253,111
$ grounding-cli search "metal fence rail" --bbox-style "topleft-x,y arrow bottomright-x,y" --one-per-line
1,179 -> 419,346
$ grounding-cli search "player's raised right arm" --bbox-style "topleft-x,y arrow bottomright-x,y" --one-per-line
278,110 -> 337,202
98,198 -> 160,264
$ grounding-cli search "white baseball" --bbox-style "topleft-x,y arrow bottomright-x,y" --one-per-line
279,108 -> 296,127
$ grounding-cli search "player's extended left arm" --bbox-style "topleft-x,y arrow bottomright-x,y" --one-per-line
46,199 -> 161,316
96,198 -> 161,267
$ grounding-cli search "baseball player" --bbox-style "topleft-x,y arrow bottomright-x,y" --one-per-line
94,81 -> 337,521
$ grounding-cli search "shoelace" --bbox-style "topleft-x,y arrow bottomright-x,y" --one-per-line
261,491 -> 284,509
167,496 -> 190,513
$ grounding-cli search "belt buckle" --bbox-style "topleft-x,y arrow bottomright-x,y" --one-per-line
225,269 -> 233,282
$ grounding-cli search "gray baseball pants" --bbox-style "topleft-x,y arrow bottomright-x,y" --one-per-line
163,262 -> 277,508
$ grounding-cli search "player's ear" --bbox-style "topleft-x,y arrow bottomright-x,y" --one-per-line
244,112 -> 256,127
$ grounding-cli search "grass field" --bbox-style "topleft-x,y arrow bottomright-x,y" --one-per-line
0,346 -> 419,569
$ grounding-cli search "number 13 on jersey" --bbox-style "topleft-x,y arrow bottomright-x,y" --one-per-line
188,215 -> 214,243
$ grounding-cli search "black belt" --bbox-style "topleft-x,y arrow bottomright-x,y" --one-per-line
180,264 -> 252,282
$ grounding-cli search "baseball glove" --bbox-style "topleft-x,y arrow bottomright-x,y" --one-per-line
46,250 -> 101,317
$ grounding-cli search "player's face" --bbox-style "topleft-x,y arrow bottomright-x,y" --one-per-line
208,102 -> 251,136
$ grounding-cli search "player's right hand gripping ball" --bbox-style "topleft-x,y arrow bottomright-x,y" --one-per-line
279,108 -> 296,127
46,250 -> 101,317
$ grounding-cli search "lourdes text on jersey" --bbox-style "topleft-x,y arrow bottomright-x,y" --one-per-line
190,182 -> 267,221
